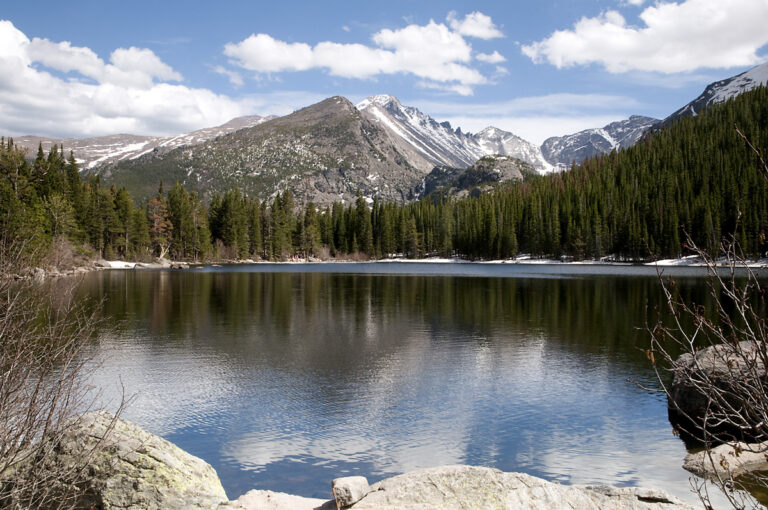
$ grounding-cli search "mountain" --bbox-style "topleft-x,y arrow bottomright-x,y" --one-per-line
13,115 -> 272,170
663,61 -> 768,126
474,127 -> 553,173
356,95 -> 553,173
540,115 -> 660,168
415,155 -> 537,200
98,96 -> 425,205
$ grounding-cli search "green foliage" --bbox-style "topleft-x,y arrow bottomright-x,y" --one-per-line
2,86 -> 766,263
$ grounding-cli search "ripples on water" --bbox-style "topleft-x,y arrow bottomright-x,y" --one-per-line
79,264 -> 746,505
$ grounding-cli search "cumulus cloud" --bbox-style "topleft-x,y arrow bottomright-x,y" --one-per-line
223,12 -> 503,95
476,51 -> 506,64
0,20 -> 256,137
446,11 -> 504,39
522,0 -> 768,73
213,65 -> 244,87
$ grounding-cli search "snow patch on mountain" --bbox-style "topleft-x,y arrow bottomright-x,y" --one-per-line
357,95 -> 554,174
663,61 -> 768,126
541,115 -> 660,168
13,115 -> 273,171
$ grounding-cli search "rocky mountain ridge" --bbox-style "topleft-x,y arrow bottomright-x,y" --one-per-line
98,96 -> 425,205
9,62 -> 766,205
415,155 -> 537,200
356,94 -> 554,173
12,115 -> 273,170
663,61 -> 768,127
541,115 -> 660,168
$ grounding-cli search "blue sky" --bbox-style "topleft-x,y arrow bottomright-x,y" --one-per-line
1,0 -> 766,144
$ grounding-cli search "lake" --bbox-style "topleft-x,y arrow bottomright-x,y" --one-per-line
78,262 -> 757,506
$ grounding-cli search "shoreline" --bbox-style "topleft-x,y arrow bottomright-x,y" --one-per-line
23,253 -> 767,281
104,254 -> 768,269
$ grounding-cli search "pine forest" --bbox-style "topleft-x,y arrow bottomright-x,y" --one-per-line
1,86 -> 767,265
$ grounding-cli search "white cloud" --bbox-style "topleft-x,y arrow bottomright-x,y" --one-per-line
447,11 -> 504,39
213,65 -> 244,87
25,38 -> 183,89
0,20 -> 255,138
622,0 -> 645,5
522,0 -> 768,74
223,13 -> 503,94
476,51 -> 506,64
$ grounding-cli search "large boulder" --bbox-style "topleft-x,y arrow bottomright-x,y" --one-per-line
344,466 -> 692,510
41,411 -> 228,509
668,341 -> 768,444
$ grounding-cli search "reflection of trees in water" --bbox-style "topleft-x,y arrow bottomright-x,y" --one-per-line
78,271 -> 722,374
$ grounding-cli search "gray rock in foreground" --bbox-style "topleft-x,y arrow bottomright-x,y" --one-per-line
347,466 -> 693,510
24,412 -> 694,510
53,411 -> 228,509
219,490 -> 334,510
684,441 -> 768,478
669,340 -> 767,442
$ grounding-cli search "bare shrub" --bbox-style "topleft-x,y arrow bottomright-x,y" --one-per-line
648,131 -> 768,509
0,242 -> 124,509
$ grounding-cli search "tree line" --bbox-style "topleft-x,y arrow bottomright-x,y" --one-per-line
1,85 -> 767,264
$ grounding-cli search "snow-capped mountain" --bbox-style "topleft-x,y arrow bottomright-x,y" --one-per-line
663,61 -> 768,126
356,95 -> 553,173
13,115 -> 273,170
541,115 -> 660,168
474,126 -> 553,173
356,94 -> 483,171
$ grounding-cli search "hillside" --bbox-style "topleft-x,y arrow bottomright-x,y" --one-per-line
98,97 -> 425,205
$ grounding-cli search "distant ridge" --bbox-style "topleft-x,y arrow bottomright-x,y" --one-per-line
662,61 -> 768,126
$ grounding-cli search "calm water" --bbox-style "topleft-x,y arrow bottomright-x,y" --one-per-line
78,263 -> 753,505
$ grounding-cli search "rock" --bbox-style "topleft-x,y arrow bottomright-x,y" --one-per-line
668,341 -> 767,443
156,257 -> 172,268
219,490 -> 334,510
683,441 -> 768,478
42,411 -> 228,509
332,476 -> 370,507
347,466 -> 692,510
94,259 -> 112,268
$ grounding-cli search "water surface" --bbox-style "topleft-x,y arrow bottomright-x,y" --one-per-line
80,263 -> 747,505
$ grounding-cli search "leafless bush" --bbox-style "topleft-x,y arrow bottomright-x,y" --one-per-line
0,242 -> 124,509
648,131 -> 768,509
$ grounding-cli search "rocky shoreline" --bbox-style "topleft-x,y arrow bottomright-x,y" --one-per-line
16,411 -> 695,510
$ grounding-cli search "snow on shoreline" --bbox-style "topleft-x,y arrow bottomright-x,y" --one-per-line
105,255 -> 768,269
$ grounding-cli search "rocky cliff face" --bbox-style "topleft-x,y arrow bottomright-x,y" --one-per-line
416,155 -> 537,200
357,95 -> 553,173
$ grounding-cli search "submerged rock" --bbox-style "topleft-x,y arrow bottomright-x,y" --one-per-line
47,411 -> 228,509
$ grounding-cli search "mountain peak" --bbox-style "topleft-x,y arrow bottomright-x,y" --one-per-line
356,94 -> 401,111
663,61 -> 768,126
